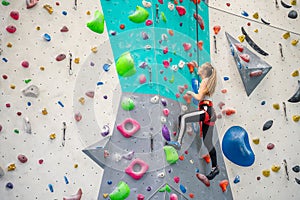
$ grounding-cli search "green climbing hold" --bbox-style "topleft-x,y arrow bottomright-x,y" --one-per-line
128,6 -> 149,23
109,181 -> 130,200
24,79 -> 32,84
2,0 -> 10,6
87,10 -> 105,34
161,12 -> 167,23
14,129 -> 19,134
121,98 -> 135,111
159,184 -> 171,192
116,52 -> 136,77
163,146 -> 179,164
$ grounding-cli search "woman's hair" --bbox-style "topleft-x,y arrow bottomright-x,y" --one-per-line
201,62 -> 217,96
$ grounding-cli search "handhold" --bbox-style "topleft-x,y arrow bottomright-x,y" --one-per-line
252,12 -> 259,19
163,108 -> 170,117
6,182 -> 13,189
288,10 -> 298,19
291,70 -> 299,77
56,53 -> 66,61
263,120 -> 273,131
219,180 -> 229,192
158,184 -> 171,192
85,91 -> 94,98
145,19 -> 153,26
6,25 -> 17,33
128,6 -> 149,23
261,18 -> 270,25
222,108 -> 236,116
252,137 -> 260,144
238,35 -> 245,42
10,11 -> 19,20
233,175 -> 240,184
121,98 -> 135,111
109,181 -> 130,200
8,164 -> 16,171
271,165 -> 281,172
43,4 -> 53,14
103,193 -> 109,198
125,158 -> 149,180
183,93 -> 192,104
74,112 -> 82,122
161,12 -> 167,22
162,124 -> 171,141
18,154 -> 28,163
170,194 -> 178,200
137,193 -> 145,200
117,118 -> 140,138
161,98 -> 167,106
176,6 -> 186,16
139,74 -> 146,84
49,133 -> 56,139
122,151 -> 134,160
196,173 -> 210,187
291,0 -> 296,5
288,80 -> 300,103
63,188 -> 82,200
197,41 -> 203,50
104,150 -> 109,158
291,39 -> 299,46
116,52 -> 136,77
22,85 -> 40,98
173,176 -> 180,183
150,95 -> 159,104
163,146 -> 179,164
240,54 -> 250,62
193,13 -> 204,30
48,184 -> 54,192
222,126 -> 255,167
26,0 -> 38,9
187,62 -> 196,73
43,33 -> 51,41
158,172 -> 165,178
295,178 -> 300,184
142,0 -> 151,8
60,26 -> 69,32
2,0 -> 10,6
179,184 -> 186,193
42,108 -> 48,115
267,143 -> 275,150
142,32 -> 149,40
163,47 -> 168,54
101,124 -> 110,137
87,10 -> 105,34
282,32 -> 290,39
168,2 -> 175,11
273,103 -> 280,110
292,165 -> 300,173
163,60 -> 170,68
262,169 -> 270,177
250,70 -> 263,77
281,0 -> 292,8
292,115 -> 300,122
213,25 -> 221,35
0,165 -> 5,178
241,11 -> 249,17
202,154 -> 211,163
183,43 -> 191,51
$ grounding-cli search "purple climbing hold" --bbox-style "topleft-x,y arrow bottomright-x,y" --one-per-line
101,125 -> 110,137
162,125 -> 170,141
146,186 -> 151,191
161,98 -> 167,106
6,182 -> 13,189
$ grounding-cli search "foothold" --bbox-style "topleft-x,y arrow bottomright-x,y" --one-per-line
292,115 -> 300,122
145,19 -> 153,26
213,25 -> 221,35
295,178 -> 300,184
250,70 -> 263,77
263,120 -> 273,131
262,169 -> 270,177
48,184 -> 54,192
158,172 -> 165,178
150,95 -> 159,104
271,165 -> 281,172
60,26 -> 69,32
161,12 -> 167,22
2,0 -> 10,6
183,43 -> 192,51
162,124 -> 170,141
288,80 -> 300,103
38,159 -> 44,164
158,184 -> 171,192
219,180 -> 229,192
173,176 -> 180,183
101,125 -> 110,137
49,133 -> 56,140
122,151 -> 134,160
222,108 -> 236,116
117,118 -> 140,138
128,6 -> 149,23
146,186 -> 151,191
282,32 -> 290,39
109,181 -> 130,200
163,146 -> 179,164
291,39 -> 299,46
74,58 -> 80,64
74,112 -> 82,122
223,76 -> 230,81
10,11 -> 19,20
137,193 -> 145,200
18,154 -> 28,163
241,11 -> 249,17
193,13 -> 204,30
288,10 -> 298,19
26,0 -> 38,9
42,108 -> 48,115
168,2 -> 174,10
222,126 -> 255,167
6,182 -> 13,189
233,175 -> 240,184
196,173 -> 210,187
58,101 -> 64,107
103,193 -> 109,198
291,70 -> 299,77
56,54 -> 66,61
291,0 -> 297,5
63,188 -> 82,200
176,6 -> 186,16
170,193 -> 178,200
273,103 -> 280,110
252,137 -> 260,144
261,18 -> 270,25
189,193 -> 195,199
179,184 -> 186,193
267,143 -> 275,150
62,10 -> 67,16
183,93 -> 192,104
142,0 -> 151,8
43,33 -> 51,41
197,41 -> 203,50
22,84 -> 40,98
64,176 -> 69,184
240,54 -> 250,63
6,25 -> 17,34
116,52 -> 136,77
202,154 -> 211,163
43,4 -> 53,14
292,165 -> 300,173
87,10 -> 105,34
85,91 -> 95,98
139,74 -> 146,84
163,108 -> 169,117
8,164 -> 16,171
238,35 -> 245,42
252,12 -> 259,19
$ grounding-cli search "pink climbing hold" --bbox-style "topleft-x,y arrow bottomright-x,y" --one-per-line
176,6 -> 186,16
158,0 -> 163,4
170,194 -> 178,200
173,176 -> 180,183
56,54 -> 66,61
163,60 -> 170,68
137,194 -> 145,200
178,85 -> 185,94
139,74 -> 146,84
117,118 -> 141,138
85,91 -> 95,98
125,158 -> 149,180
10,11 -> 20,20
6,25 -> 17,33
175,93 -> 180,98
74,112 -> 82,122
18,154 -> 28,163
63,188 -> 83,200
249,70 -> 263,77
26,0 -> 38,9
196,173 -> 210,187
145,19 -> 153,26
183,43 -> 192,51
21,61 -> 29,68
163,108 -> 169,117
163,47 -> 168,54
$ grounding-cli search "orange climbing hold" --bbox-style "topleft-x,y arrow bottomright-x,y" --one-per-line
191,0 -> 201,4
187,62 -> 196,73
179,155 -> 184,160
197,41 -> 203,50
183,93 -> 192,104
219,180 -> 229,192
189,193 -> 195,198
202,154 -> 211,163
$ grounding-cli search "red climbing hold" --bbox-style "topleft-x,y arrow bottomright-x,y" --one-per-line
158,0 -> 163,4
213,25 -> 221,35
10,11 -> 19,20
267,143 -> 275,150
56,54 -> 66,61
234,43 -> 244,52
6,25 -> 17,33
60,26 -> 69,32
21,61 -> 29,68
176,6 -> 186,16
193,13 -> 204,30
197,41 -> 203,50
240,54 -> 250,63
196,173 -> 210,187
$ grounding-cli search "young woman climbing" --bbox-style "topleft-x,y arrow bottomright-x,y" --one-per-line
167,62 -> 219,180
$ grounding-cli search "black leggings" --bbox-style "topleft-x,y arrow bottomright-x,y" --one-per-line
177,105 -> 217,167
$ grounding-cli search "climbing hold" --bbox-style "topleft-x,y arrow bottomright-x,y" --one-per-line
6,182 -> 13,189
121,98 -> 135,111
63,188 -> 82,200
261,18 -> 270,25
288,10 -> 298,19
18,154 -> 28,163
161,98 -> 167,106
116,52 -> 136,77
22,85 -> 40,98
101,124 -> 110,137
60,26 -> 69,32
202,154 -> 211,163
150,95 -> 159,104
282,32 -> 290,39
139,74 -> 146,84
26,0 -> 38,8
183,43 -> 192,51
267,143 -> 275,150
43,4 -> 53,14
213,25 -> 221,35
62,11 -> 67,16
187,62 -> 196,73
137,194 -> 145,200
271,165 -> 281,172
240,54 -> 250,63
64,176 -> 69,184
85,91 -> 95,98
295,178 -> 300,184
292,165 -> 300,173
288,80 -> 300,102
74,112 -> 82,122
196,173 -> 210,187
162,124 -> 171,141
10,11 -> 19,20
141,32 -> 149,40
281,0 -> 293,7
163,47 -> 168,54
49,133 -> 56,140
193,13 -> 204,30
197,41 -> 203,50
128,6 -> 149,23
168,2 -> 175,10
292,70 -> 299,77
158,184 -> 171,192
222,126 -> 255,167
117,118 -> 141,138
142,0 -> 151,8
222,108 -> 236,116
0,165 -> 5,178
183,93 -> 192,104
179,184 -> 186,193
292,115 -> 300,122
176,6 -> 186,16
163,108 -> 170,117
87,10 -> 105,34
238,35 -> 245,42
170,193 -> 178,200
174,176 -> 180,183
273,103 -> 280,110
146,186 -> 151,191
252,12 -> 259,19
163,146 -> 179,164
109,181 -> 130,200
233,175 -> 240,184
6,25 -> 17,34
48,184 -> 54,192
252,137 -> 260,144
125,158 -> 149,180
56,53 -> 66,61
241,11 -> 249,17
262,169 -> 270,177
103,150 -> 109,158
161,12 -> 167,22
250,70 -> 263,77
2,0 -> 10,6
103,193 -> 109,198
291,0 -> 297,5
122,151 -> 134,160
145,19 -> 153,26
219,180 -> 229,192
43,33 -> 51,41
263,120 -> 273,131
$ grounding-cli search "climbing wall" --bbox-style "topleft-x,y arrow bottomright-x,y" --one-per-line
0,0 -> 299,200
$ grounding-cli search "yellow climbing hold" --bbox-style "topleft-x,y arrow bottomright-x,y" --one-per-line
79,97 -> 85,105
43,4 -> 53,14
292,115 -> 300,122
252,12 -> 259,19
42,108 -> 48,115
262,169 -> 270,177
291,0 -> 296,5
252,137 -> 260,144
91,47 -> 98,53
36,26 -> 40,31
40,66 -> 45,71
86,11 -> 91,15
254,29 -> 258,33
272,103 -> 280,110
7,163 -> 16,171
10,84 -> 16,89
49,133 -> 56,140
282,32 -> 290,39
238,35 -> 245,42
7,42 -> 12,47
103,193 -> 109,198
74,57 -> 80,64
74,164 -> 78,168
292,70 -> 299,77
291,39 -> 298,46
271,165 -> 281,172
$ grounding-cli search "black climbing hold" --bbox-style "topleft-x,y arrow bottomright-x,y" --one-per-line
288,80 -> 300,103
292,165 -> 300,173
241,27 -> 269,56
263,120 -> 273,131
261,18 -> 270,25
295,177 -> 300,184
288,10 -> 298,19
281,0 -> 292,8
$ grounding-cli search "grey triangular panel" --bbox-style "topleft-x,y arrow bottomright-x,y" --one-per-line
225,32 -> 272,96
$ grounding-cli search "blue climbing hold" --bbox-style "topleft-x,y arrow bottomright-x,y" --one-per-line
179,184 -> 186,193
6,182 -> 13,189
97,82 -> 104,86
223,76 -> 229,81
191,78 -> 199,94
64,176 -> 69,184
62,11 -> 67,16
222,126 -> 255,167
241,11 -> 249,17
233,175 -> 240,184
103,63 -> 110,72
43,33 -> 51,41
48,184 -> 54,192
